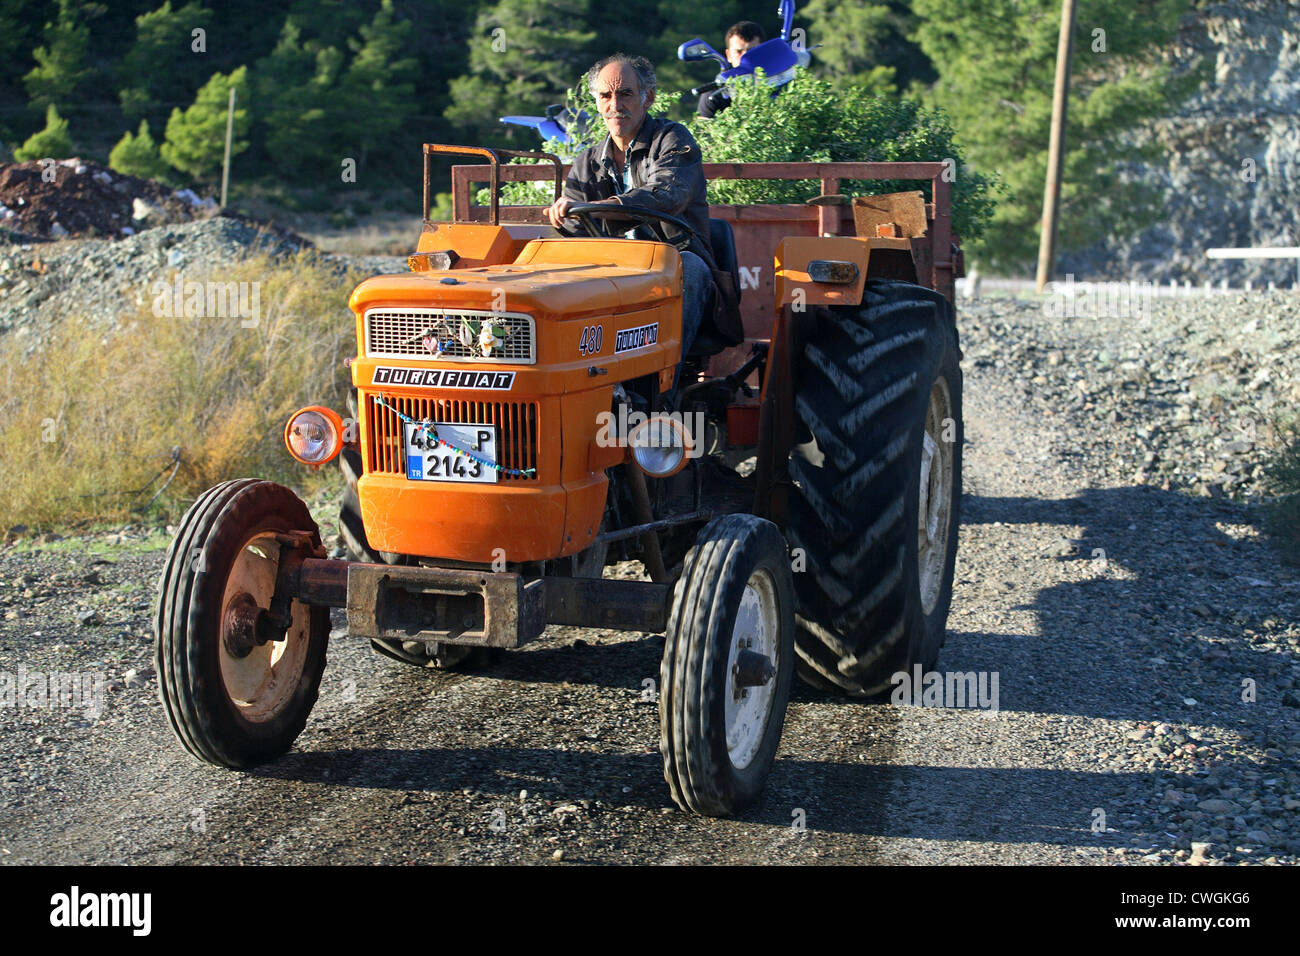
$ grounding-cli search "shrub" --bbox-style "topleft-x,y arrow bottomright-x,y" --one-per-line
13,104 -> 73,162
1263,415 -> 1300,564
108,120 -> 169,182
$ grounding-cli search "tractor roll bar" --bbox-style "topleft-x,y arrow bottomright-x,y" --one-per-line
423,144 -> 563,225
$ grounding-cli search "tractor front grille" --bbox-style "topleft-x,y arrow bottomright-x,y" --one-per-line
365,308 -> 536,363
364,393 -> 539,481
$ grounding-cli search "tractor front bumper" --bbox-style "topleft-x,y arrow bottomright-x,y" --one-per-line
287,558 -> 672,648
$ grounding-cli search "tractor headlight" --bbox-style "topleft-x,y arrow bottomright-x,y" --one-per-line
628,414 -> 692,478
285,406 -> 343,466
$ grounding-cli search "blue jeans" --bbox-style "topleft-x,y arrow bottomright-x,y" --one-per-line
680,250 -> 711,358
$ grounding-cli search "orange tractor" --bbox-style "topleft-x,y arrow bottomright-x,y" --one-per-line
155,145 -> 964,816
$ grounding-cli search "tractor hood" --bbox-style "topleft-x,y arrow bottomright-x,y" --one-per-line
349,238 -> 681,322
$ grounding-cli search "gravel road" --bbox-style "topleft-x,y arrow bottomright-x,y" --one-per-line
2,292 -> 1298,866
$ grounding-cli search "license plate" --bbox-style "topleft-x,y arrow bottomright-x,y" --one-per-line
403,422 -> 499,484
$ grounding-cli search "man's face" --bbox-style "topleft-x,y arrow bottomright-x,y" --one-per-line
726,34 -> 758,68
595,62 -> 653,143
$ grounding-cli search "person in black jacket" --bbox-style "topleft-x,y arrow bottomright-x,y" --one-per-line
546,54 -> 716,358
697,21 -> 765,118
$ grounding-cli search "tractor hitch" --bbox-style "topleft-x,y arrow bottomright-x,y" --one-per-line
276,557 -> 675,648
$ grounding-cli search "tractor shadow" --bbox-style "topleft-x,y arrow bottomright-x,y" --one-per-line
950,484 -> 1299,726
270,484 -> 1295,851
250,741 -> 1256,849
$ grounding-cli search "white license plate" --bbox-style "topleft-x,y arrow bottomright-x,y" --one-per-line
403,422 -> 499,484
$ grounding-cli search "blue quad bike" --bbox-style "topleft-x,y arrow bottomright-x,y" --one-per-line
498,103 -> 592,158
679,0 -> 813,116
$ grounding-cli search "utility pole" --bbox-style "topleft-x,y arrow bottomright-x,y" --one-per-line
220,86 -> 235,209
1036,0 -> 1077,293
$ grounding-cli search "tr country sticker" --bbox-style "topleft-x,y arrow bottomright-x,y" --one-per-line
614,322 -> 659,354
371,367 -> 515,390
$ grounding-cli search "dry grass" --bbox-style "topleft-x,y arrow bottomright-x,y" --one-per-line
304,220 -> 421,256
0,253 -> 364,531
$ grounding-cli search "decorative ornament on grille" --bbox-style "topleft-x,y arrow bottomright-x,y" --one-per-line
416,314 -> 511,358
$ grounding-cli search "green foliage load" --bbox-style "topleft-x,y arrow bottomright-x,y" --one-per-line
689,69 -> 997,242
109,120 -> 169,181
489,68 -> 996,246
14,105 -> 73,162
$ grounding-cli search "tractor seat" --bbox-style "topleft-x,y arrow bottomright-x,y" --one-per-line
686,218 -> 743,359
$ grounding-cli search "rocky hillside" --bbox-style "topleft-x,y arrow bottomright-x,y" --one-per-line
0,156 -> 409,343
1062,0 -> 1300,285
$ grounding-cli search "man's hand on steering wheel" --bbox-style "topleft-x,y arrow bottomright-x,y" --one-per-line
546,195 -> 623,235
548,198 -> 695,251
545,195 -> 581,230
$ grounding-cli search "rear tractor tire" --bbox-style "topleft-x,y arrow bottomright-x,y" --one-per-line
660,514 -> 796,816
787,279 -> 963,697
154,479 -> 329,768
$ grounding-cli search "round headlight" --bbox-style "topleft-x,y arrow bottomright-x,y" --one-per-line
285,406 -> 343,465
628,414 -> 692,478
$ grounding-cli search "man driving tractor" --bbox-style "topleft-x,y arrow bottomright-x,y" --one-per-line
545,53 -> 715,359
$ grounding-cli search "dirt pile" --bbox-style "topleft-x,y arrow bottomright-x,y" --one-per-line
0,158 -> 219,241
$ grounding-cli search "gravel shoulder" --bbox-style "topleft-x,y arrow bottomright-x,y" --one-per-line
1,292 -> 1298,866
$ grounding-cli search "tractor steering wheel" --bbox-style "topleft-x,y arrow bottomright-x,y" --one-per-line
563,201 -> 695,252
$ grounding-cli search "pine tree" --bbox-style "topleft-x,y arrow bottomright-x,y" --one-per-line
595,0 -> 697,103
338,0 -> 418,167
119,2 -> 215,124
254,21 -> 346,174
800,0 -> 933,93
22,0 -> 96,110
444,0 -> 597,142
14,105 -> 74,161
160,67 -> 251,183
109,120 -> 170,181
0,0 -> 43,95
912,0 -> 1201,269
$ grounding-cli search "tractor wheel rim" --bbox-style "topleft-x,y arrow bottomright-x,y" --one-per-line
218,531 -> 311,723
724,568 -> 780,771
918,376 -> 954,616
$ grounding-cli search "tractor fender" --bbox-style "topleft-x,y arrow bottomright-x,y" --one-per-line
774,236 -> 870,309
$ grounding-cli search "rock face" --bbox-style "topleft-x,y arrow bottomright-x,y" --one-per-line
1063,0 -> 1300,285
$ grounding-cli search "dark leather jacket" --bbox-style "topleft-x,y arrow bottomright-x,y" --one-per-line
561,114 -> 716,268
